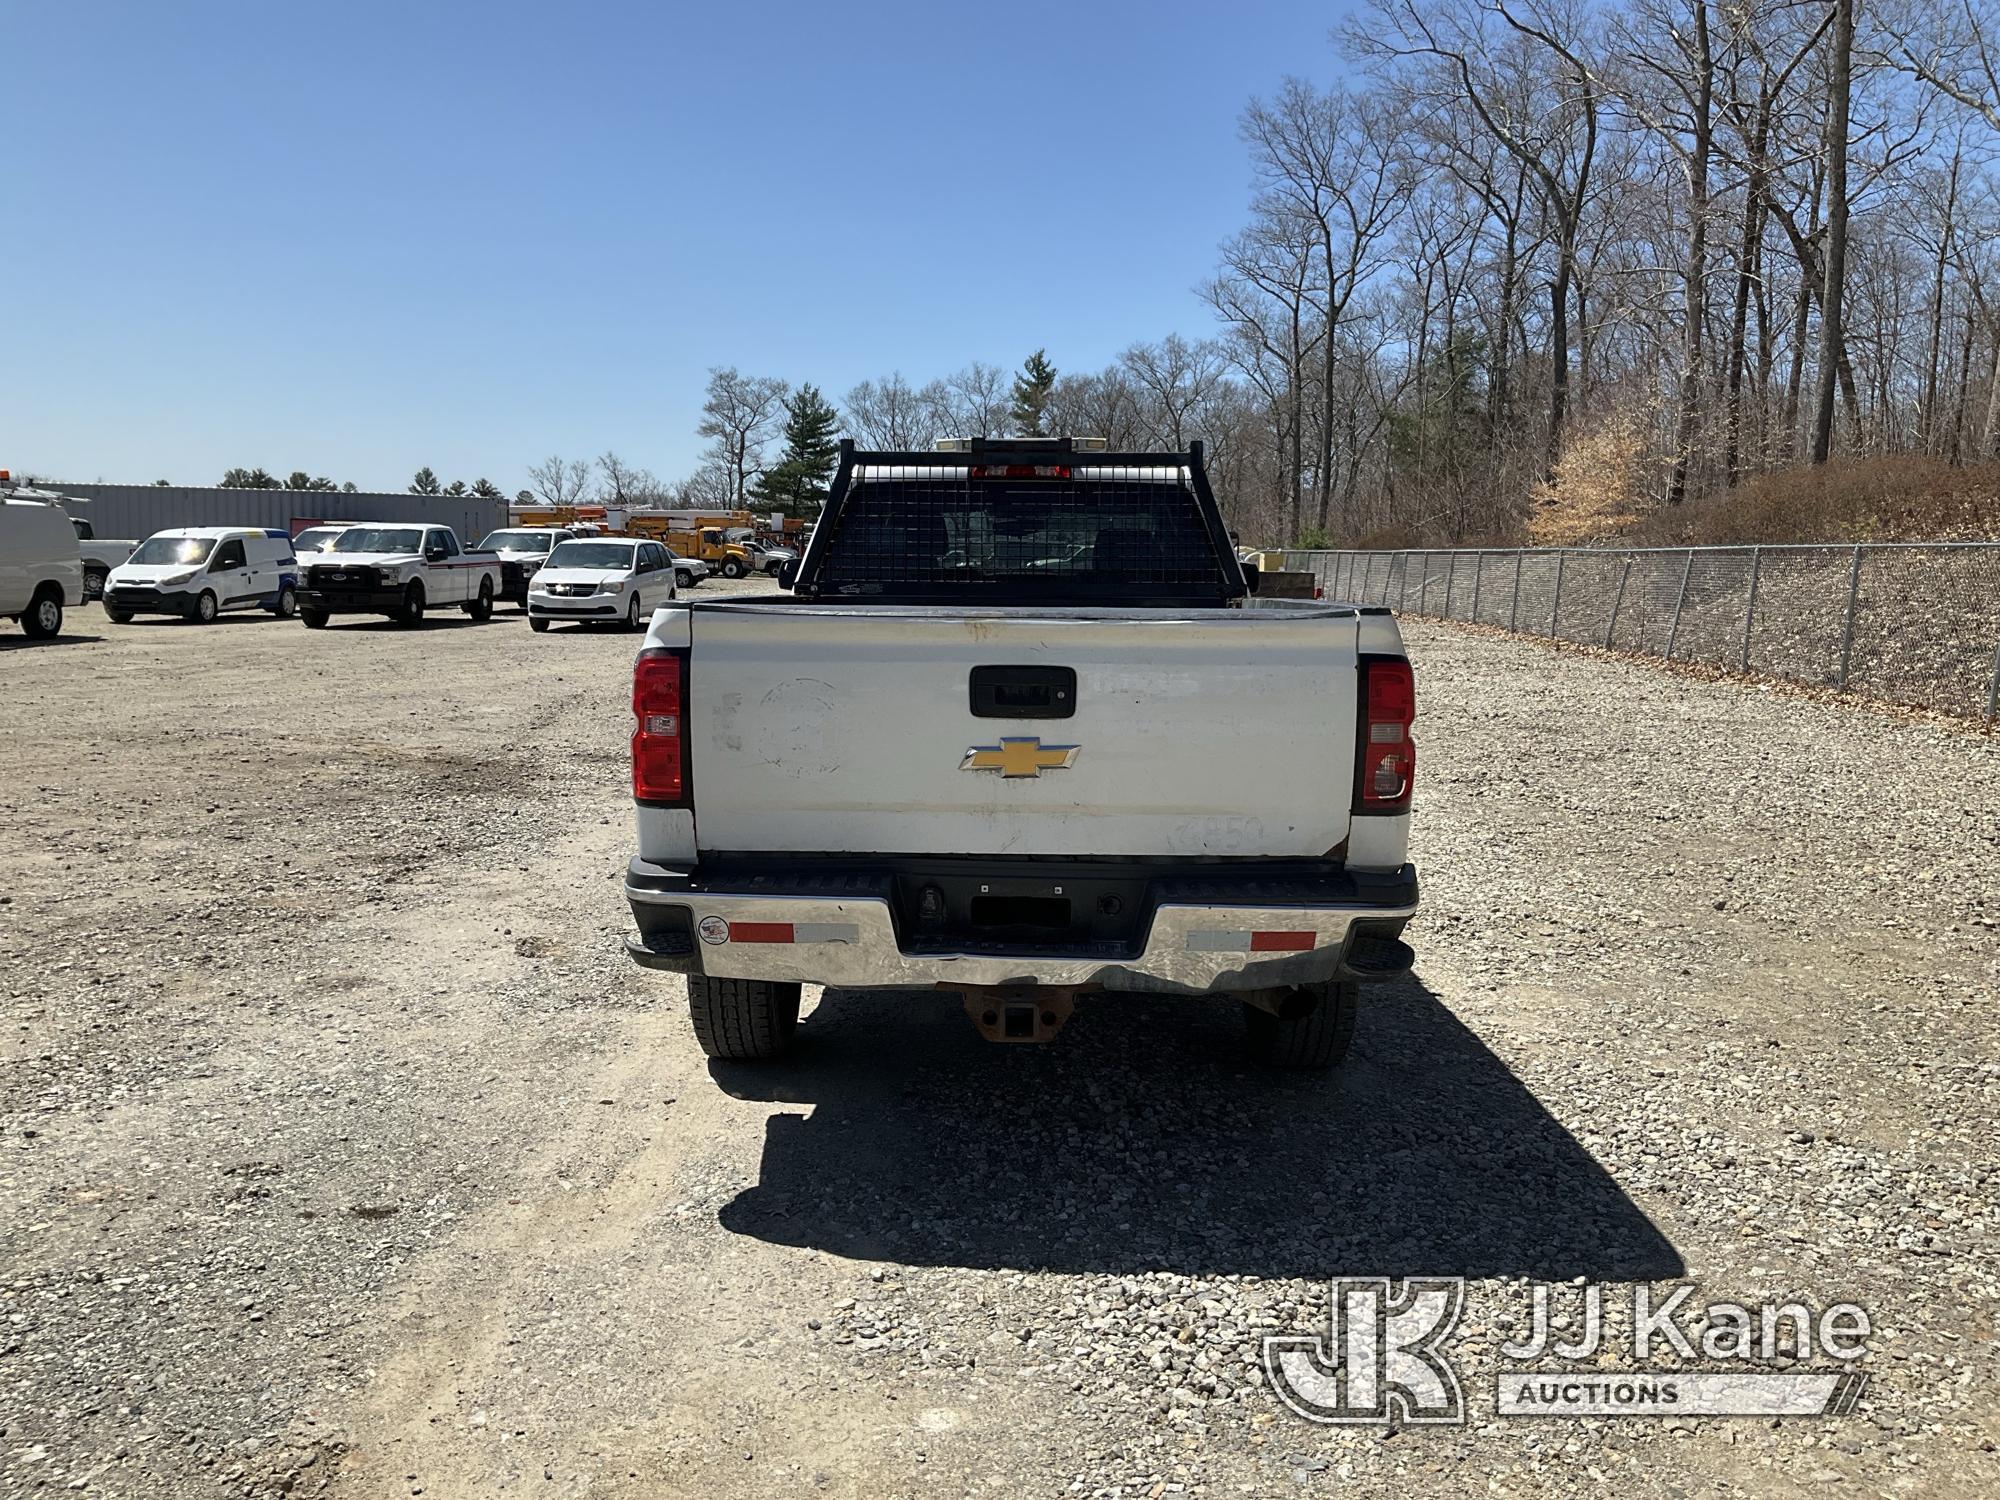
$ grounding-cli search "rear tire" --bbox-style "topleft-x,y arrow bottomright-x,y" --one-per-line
1243,981 -> 1357,1070
301,607 -> 329,629
23,587 -> 63,640
467,577 -> 494,621
687,974 -> 802,1060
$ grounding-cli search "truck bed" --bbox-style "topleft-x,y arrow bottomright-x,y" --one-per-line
638,597 -> 1407,864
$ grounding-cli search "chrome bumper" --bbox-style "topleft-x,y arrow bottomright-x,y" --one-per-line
624,881 -> 1415,996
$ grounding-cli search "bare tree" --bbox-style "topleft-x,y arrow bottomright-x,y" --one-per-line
696,367 -> 788,507
844,372 -> 945,449
1882,0 -> 2000,132
929,362 -> 1012,438
525,454 -> 592,508
1240,79 -> 1409,527
1357,0 -> 1603,477
1812,0 -> 1858,463
1205,210 -> 1326,533
1120,335 -> 1230,450
675,457 -> 736,510
1619,0 -> 1718,504
1044,369 -> 1147,448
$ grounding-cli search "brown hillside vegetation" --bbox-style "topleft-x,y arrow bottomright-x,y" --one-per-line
1524,406 -> 1653,547
1629,458 -> 2000,547
1507,454 -> 2000,550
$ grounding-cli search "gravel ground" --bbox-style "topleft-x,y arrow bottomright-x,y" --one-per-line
2,594 -> 1996,1499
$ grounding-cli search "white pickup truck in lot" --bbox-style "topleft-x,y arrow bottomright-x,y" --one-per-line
622,438 -> 1418,1072
68,516 -> 139,599
294,523 -> 498,628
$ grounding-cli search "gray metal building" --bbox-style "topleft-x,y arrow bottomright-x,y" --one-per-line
43,482 -> 507,543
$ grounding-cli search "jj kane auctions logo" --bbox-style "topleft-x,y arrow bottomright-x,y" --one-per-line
1264,1279 -> 1871,1424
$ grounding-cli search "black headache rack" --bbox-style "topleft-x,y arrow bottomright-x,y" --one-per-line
787,438 -> 1251,607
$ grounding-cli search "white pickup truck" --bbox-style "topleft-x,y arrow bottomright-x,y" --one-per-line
294,523 -> 499,628
68,516 -> 139,599
622,439 -> 1417,1073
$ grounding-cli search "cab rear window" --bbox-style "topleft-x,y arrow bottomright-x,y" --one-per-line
806,470 -> 1232,603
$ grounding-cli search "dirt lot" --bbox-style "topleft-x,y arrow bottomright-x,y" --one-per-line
3,588 -> 1996,1498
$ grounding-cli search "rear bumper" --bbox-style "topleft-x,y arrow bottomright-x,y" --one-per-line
624,857 -> 1416,995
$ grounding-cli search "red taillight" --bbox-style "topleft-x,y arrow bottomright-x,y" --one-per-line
968,464 -> 1071,480
633,649 -> 688,804
1356,657 -> 1415,811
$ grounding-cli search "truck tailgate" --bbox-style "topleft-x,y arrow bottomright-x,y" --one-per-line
685,603 -> 1361,858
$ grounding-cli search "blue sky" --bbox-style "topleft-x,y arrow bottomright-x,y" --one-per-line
5,0 -> 1356,493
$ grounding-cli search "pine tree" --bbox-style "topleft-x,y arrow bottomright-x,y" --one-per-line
409,466 -> 442,495
751,383 -> 843,517
1010,349 -> 1057,436
470,478 -> 503,498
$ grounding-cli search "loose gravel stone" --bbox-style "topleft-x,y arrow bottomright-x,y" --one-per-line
0,602 -> 1994,1499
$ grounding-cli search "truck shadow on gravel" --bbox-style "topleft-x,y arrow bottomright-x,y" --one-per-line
712,976 -> 1684,1281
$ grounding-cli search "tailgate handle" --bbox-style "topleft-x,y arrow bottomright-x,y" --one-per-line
969,665 -> 1076,719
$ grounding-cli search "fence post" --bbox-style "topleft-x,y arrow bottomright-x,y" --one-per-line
1606,557 -> 1632,647
1550,551 -> 1566,637
1399,551 -> 1411,613
1443,552 -> 1456,618
1471,551 -> 1484,624
1510,552 -> 1524,632
1987,629 -> 2000,732
1837,545 -> 1864,690
1739,545 -> 1762,672
1665,549 -> 1695,661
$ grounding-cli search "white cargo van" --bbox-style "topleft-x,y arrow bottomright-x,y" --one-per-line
0,491 -> 85,640
103,528 -> 301,624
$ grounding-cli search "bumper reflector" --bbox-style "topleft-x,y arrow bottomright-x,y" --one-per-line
726,921 -> 859,945
1185,930 -> 1318,953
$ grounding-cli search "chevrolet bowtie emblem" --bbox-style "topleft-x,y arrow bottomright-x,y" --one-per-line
961,737 -> 1081,778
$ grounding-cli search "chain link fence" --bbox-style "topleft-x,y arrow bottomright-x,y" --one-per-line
1282,545 -> 2000,727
